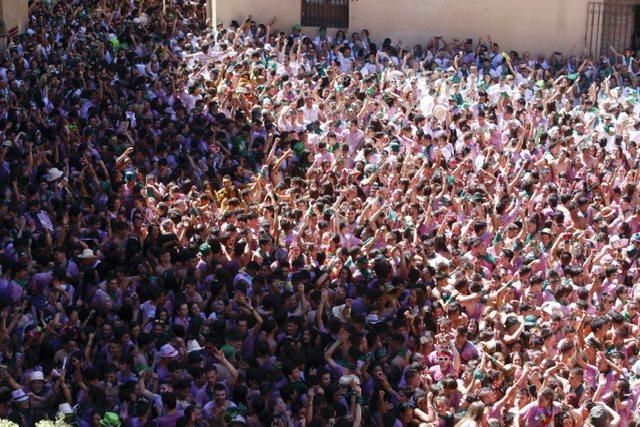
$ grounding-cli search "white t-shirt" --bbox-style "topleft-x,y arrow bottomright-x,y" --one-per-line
302,104 -> 320,123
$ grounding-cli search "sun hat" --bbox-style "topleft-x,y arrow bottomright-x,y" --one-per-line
47,167 -> 64,182
10,389 -> 28,403
331,304 -> 348,323
78,249 -> 98,259
101,412 -> 121,427
159,343 -> 179,358
365,313 -> 382,324
433,105 -> 446,121
57,403 -> 74,416
29,371 -> 45,382
186,339 -> 204,354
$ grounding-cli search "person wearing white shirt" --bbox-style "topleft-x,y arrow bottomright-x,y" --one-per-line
360,54 -> 378,76
302,95 -> 324,123
313,27 -> 332,49
338,48 -> 354,73
435,134 -> 454,162
341,120 -> 365,156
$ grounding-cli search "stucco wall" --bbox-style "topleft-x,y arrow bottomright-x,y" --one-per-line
212,0 -> 302,31
3,0 -> 29,35
211,0 -> 592,55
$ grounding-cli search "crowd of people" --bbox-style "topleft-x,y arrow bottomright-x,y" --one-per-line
1,0 -> 640,426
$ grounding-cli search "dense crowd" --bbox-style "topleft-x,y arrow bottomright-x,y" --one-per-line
0,0 -> 640,426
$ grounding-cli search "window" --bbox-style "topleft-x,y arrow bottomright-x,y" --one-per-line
301,0 -> 349,28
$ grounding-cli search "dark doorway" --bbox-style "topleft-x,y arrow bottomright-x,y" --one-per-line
586,2 -> 635,55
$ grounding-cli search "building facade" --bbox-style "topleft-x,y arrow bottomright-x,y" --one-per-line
1,0 -> 28,40
208,0 -> 640,56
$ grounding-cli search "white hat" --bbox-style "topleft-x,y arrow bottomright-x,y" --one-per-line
186,339 -> 204,354
365,313 -> 382,324
47,168 -> 64,182
29,371 -> 44,382
230,414 -> 247,425
331,304 -> 348,323
433,105 -> 446,122
57,403 -> 74,415
10,389 -> 28,403
159,344 -> 179,358
339,374 -> 360,387
78,249 -> 97,259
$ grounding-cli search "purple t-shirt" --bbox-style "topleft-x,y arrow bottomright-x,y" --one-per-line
156,410 -> 183,427
519,404 -> 555,427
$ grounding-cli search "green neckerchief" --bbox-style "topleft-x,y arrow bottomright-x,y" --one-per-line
480,253 -> 496,265
535,126 -> 544,144
358,268 -> 371,280
328,141 -> 340,153
513,239 -> 523,252
338,360 -> 356,371
395,348 -> 408,358
492,232 -> 503,245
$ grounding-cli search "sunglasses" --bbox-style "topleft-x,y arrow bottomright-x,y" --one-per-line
438,357 -> 450,362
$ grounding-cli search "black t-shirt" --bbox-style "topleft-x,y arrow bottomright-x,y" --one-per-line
158,232 -> 179,256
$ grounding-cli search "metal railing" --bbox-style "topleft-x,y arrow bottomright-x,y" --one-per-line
301,0 -> 349,28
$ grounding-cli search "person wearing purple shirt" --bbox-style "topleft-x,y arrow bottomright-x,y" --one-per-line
155,392 -> 184,427
518,387 -> 558,427
453,327 -> 478,364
